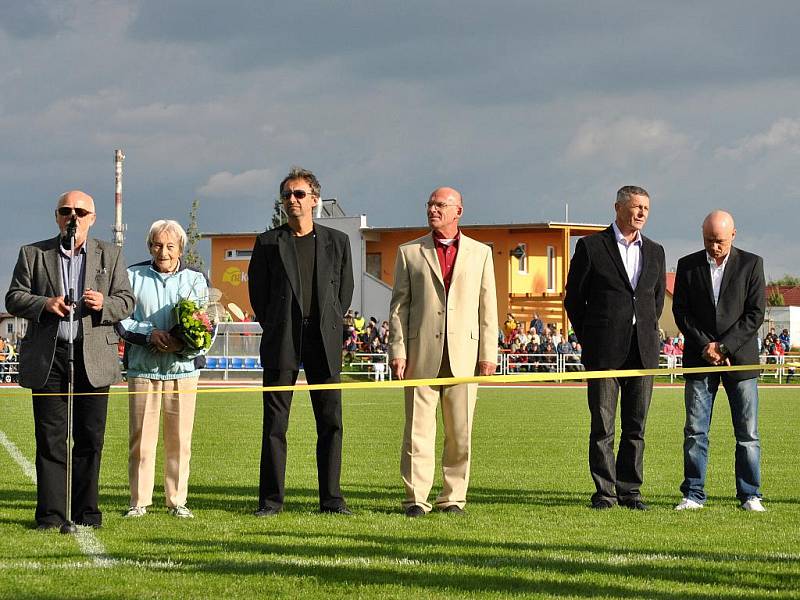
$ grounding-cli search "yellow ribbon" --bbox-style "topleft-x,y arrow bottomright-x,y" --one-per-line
7,362 -> 795,397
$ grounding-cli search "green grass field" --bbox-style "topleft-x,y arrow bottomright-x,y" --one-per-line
0,385 -> 798,599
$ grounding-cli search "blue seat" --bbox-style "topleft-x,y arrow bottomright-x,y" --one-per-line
205,357 -> 218,369
230,357 -> 244,369
244,357 -> 258,369
217,357 -> 228,369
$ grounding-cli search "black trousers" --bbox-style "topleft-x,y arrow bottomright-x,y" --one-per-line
259,323 -> 344,510
587,329 -> 653,504
31,343 -> 109,526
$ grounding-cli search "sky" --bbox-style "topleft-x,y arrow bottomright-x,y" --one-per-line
2,1 -> 800,310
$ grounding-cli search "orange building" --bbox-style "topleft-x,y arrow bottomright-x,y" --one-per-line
204,219 -> 606,333
364,222 -> 605,331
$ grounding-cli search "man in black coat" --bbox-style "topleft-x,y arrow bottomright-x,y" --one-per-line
565,186 -> 665,510
672,210 -> 766,512
248,167 -> 354,516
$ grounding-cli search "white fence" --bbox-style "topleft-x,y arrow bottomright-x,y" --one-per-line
1,334 -> 796,384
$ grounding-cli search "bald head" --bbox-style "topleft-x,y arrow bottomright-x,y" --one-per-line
702,210 -> 736,265
426,186 -> 463,237
430,187 -> 462,206
55,189 -> 97,249
57,190 -> 96,212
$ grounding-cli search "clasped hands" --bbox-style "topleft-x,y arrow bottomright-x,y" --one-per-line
702,341 -> 730,366
148,330 -> 183,354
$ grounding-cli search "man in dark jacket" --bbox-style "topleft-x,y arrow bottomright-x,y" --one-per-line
565,185 -> 665,510
248,167 -> 354,516
672,210 -> 766,512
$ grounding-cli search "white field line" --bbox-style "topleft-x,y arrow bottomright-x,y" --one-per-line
0,430 -> 36,482
0,429 -> 179,571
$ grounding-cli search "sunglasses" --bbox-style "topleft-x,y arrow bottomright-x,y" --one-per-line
57,207 -> 93,218
280,189 -> 313,200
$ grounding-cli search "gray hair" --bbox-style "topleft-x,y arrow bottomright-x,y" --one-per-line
616,185 -> 650,205
147,219 -> 187,251
280,166 -> 321,198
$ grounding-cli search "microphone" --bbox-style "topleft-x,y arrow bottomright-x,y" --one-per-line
61,216 -> 78,249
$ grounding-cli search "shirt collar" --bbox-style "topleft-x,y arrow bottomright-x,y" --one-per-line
706,252 -> 730,269
433,229 -> 461,246
58,241 -> 88,258
611,222 -> 642,246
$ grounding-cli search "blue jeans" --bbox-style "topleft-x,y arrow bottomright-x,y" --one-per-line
681,375 -> 761,503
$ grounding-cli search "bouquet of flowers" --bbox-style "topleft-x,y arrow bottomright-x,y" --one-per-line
172,298 -> 215,351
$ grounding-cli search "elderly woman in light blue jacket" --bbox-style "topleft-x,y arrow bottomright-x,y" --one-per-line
118,220 -> 209,519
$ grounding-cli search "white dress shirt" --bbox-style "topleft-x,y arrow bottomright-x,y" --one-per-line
612,222 -> 643,324
707,252 -> 730,306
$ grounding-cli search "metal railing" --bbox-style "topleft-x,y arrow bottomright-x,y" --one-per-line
0,361 -> 19,383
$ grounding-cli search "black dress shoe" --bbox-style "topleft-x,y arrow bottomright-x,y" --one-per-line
404,505 -> 426,518
254,505 -> 282,517
321,506 -> 353,515
441,505 -> 465,515
620,499 -> 649,511
590,499 -> 615,510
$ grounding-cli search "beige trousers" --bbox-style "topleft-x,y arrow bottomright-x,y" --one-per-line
128,376 -> 198,508
400,378 -> 477,512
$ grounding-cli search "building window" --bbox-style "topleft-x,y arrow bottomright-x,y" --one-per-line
6,323 -> 12,335
366,253 -> 382,279
224,249 -> 253,260
546,246 -> 555,291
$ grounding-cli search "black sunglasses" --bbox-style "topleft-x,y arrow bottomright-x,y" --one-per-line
280,189 -> 313,200
57,207 -> 93,218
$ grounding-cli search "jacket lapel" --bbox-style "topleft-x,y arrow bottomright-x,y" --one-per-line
43,236 -> 62,296
697,252 -> 716,306
601,227 -> 634,292
315,226 -> 334,305
634,238 -> 648,292
716,246 -> 738,303
449,233 -> 471,289
420,234 -> 445,290
82,239 -> 102,327
276,225 -> 302,306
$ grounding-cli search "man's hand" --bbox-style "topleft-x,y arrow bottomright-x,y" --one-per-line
83,288 -> 104,312
702,342 -> 725,365
390,358 -> 406,380
44,296 -> 70,317
478,361 -> 496,376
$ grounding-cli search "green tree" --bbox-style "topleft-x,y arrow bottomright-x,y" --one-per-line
184,198 -> 205,272
768,274 -> 800,286
271,196 -> 286,228
768,289 -> 785,306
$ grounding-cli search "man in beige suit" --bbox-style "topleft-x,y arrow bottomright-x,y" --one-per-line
389,187 -> 498,517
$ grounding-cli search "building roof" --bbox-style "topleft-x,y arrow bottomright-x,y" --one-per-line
368,221 -> 606,234
767,285 -> 800,306
666,272 -> 676,296
203,220 -> 608,239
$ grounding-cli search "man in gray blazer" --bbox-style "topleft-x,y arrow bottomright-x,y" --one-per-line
6,190 -> 134,529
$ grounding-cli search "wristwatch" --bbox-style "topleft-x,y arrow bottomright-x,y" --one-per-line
718,343 -> 729,356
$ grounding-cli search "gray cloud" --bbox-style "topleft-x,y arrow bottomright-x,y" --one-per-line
2,0 -> 800,313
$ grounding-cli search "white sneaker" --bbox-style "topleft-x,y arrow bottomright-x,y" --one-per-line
168,505 -> 195,518
124,506 -> 147,518
675,498 -> 704,511
741,497 -> 766,512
